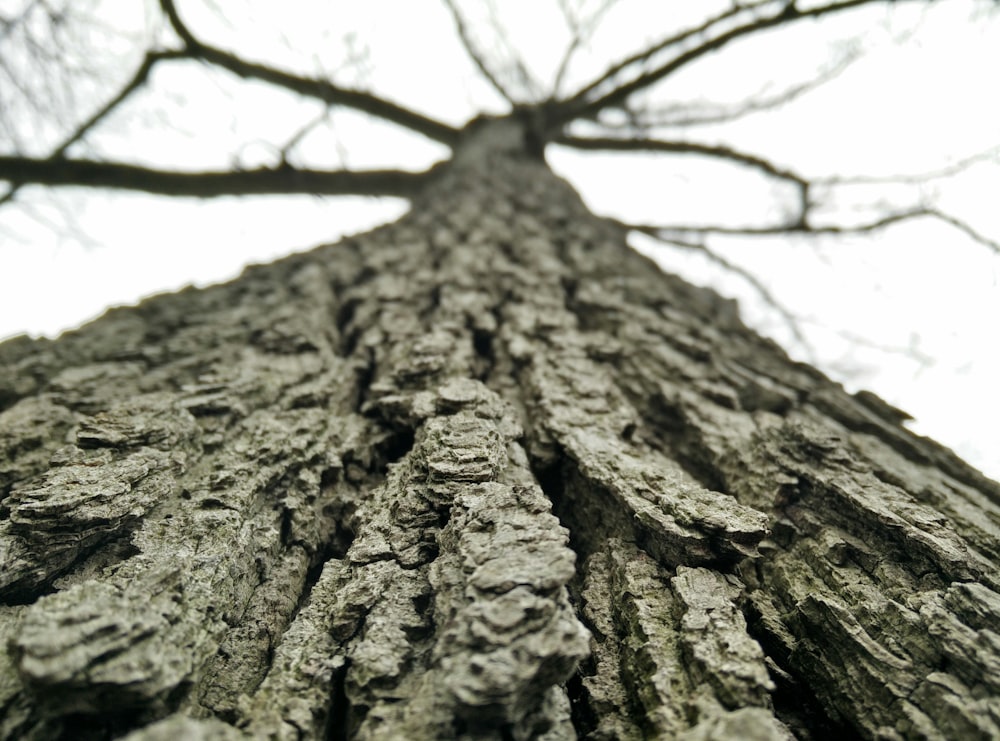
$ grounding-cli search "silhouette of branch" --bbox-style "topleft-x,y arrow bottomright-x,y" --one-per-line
442,0 -> 516,105
0,50 -> 186,208
551,0 -> 616,98
633,208 -> 1000,255
159,0 -> 460,146
0,156 -> 442,198
561,3 -> 751,109
816,146 -> 1000,185
558,134 -> 999,255
555,0 -> 922,126
557,134 -> 807,185
606,47 -> 862,130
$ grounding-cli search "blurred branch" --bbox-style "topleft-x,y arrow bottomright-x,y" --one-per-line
557,134 -> 807,185
484,0 -> 544,101
0,156 -> 442,198
0,50 -> 186,208
608,46 -> 862,129
551,0 -> 616,97
801,319 -> 935,373
817,146 -> 1000,185
277,107 -> 335,165
442,0 -> 517,105
633,208 -> 1000,255
562,3 -> 749,110
921,210 -> 1000,255
554,0 -> 922,126
558,134 -> 999,255
158,0 -> 460,146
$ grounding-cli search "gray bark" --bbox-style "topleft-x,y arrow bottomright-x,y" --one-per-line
1,119 -> 998,740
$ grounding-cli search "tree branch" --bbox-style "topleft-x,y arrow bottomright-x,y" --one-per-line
551,0 -> 616,98
559,135 -> 1000,256
554,0 -> 917,126
633,208 -> 1000,255
442,0 -> 517,105
606,46 -> 862,130
556,134 -> 807,185
0,50 -> 186,208
562,3 -> 749,110
158,0 -> 460,147
0,156 -> 442,198
816,146 -> 1000,186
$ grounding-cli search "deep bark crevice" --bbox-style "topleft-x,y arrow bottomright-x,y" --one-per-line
740,596 -> 854,740
351,348 -> 377,415
335,298 -> 361,358
765,657 -> 858,741
325,662 -> 353,741
565,667 -> 600,739
424,284 -> 443,321
528,454 -> 610,575
50,709 -> 148,741
526,450 -> 641,739
471,325 -> 495,383
377,427 -> 417,466
624,384 -> 732,496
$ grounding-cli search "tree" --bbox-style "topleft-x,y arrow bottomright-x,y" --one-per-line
1,1 -> 999,739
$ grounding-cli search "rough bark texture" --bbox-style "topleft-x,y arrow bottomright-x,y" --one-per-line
1,121 -> 999,740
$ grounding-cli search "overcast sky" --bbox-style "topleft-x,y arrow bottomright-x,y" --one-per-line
1,0 -> 998,478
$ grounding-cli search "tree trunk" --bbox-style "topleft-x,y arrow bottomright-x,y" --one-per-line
1,120 -> 998,740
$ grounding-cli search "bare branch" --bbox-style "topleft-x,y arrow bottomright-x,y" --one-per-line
556,134 -> 807,185
0,50 -> 186,208
0,156 -> 443,198
923,210 -> 1000,255
555,0 -> 919,126
552,0 -> 584,98
559,133 -> 1000,258
551,0 -> 616,97
442,0 -> 517,105
484,0 -> 544,101
611,45 -> 862,130
633,208 -> 1000,255
562,3 -> 749,111
159,0 -> 460,146
817,146 -> 1000,186
277,107 -> 335,165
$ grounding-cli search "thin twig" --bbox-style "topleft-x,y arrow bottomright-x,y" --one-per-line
633,208 -> 1000,255
562,3 -> 749,110
817,146 -> 1000,186
609,46 -> 862,129
555,0 -> 922,127
551,0 -> 616,97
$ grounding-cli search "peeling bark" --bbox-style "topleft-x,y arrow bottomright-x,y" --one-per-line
1,121 -> 998,739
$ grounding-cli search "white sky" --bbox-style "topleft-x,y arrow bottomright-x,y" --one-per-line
0,0 -> 998,479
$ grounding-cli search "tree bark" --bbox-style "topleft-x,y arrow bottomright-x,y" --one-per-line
1,120 -> 998,740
